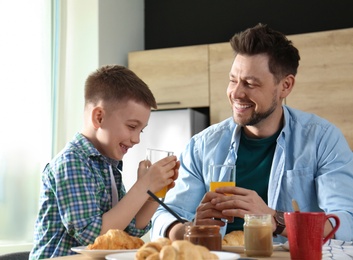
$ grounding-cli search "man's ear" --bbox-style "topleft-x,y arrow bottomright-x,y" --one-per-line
280,74 -> 295,99
91,106 -> 104,129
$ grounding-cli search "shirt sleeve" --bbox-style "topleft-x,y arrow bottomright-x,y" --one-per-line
125,218 -> 151,237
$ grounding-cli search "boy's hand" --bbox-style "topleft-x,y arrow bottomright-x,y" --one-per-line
167,160 -> 180,190
137,156 -> 179,193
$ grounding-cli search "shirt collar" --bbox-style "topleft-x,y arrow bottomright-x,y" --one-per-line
73,132 -> 122,169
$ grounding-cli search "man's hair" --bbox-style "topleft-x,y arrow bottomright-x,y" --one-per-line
230,23 -> 300,83
84,65 -> 157,109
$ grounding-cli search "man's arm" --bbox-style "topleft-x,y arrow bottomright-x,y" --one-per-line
166,221 -> 185,240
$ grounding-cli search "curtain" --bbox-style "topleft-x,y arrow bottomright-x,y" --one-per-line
0,0 -> 99,252
0,0 -> 52,246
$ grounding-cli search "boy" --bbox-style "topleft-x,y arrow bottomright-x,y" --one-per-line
30,65 -> 179,259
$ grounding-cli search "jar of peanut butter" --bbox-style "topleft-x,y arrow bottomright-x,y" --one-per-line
183,222 -> 221,251
244,214 -> 273,257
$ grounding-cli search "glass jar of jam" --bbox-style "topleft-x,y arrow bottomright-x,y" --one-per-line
183,222 -> 222,251
244,214 -> 273,257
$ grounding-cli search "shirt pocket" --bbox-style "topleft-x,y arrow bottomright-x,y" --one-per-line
282,167 -> 317,211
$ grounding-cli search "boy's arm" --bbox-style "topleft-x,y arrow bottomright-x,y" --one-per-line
101,157 -> 178,234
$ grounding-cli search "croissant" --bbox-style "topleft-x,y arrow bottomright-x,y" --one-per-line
135,242 -> 164,259
87,229 -> 144,250
135,239 -> 218,260
222,230 -> 244,246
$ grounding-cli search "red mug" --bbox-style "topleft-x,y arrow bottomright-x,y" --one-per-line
284,212 -> 340,260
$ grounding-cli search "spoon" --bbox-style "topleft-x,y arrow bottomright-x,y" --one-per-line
147,190 -> 186,224
292,199 -> 300,212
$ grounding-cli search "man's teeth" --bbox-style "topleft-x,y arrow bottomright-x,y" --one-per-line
235,104 -> 251,109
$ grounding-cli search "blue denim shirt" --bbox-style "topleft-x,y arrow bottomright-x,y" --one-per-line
151,106 -> 353,242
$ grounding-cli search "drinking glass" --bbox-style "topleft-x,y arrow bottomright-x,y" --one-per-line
146,148 -> 173,198
209,164 -> 236,193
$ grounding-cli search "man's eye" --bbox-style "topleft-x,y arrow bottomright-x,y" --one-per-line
128,125 -> 136,129
245,82 -> 255,88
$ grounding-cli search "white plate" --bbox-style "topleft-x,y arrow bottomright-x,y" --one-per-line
282,241 -> 290,251
106,250 -> 240,260
222,242 -> 282,253
71,246 -> 137,259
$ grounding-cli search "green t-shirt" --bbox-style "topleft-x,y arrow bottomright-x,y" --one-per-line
226,128 -> 280,233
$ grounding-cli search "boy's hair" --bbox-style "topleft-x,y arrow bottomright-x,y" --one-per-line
230,23 -> 300,83
84,65 -> 157,109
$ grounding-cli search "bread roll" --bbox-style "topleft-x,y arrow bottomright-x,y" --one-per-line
159,245 -> 177,260
195,245 -> 219,259
145,252 -> 160,260
87,229 -> 144,250
135,238 -> 219,260
154,237 -> 172,247
171,240 -> 203,260
222,230 -> 244,246
135,242 -> 162,260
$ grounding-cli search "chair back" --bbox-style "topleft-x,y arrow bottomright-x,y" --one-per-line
0,251 -> 30,260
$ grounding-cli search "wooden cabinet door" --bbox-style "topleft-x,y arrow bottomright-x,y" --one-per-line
286,28 -> 353,149
128,45 -> 209,109
208,42 -> 234,125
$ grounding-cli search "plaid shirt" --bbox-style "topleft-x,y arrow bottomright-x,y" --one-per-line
30,133 -> 150,259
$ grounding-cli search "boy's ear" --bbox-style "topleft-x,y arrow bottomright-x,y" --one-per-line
91,107 -> 104,129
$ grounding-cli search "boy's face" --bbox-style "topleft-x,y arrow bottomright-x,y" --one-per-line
94,99 -> 151,161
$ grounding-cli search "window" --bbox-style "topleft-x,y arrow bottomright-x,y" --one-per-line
0,0 -> 52,252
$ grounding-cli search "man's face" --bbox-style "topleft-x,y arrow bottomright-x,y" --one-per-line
227,54 -> 283,129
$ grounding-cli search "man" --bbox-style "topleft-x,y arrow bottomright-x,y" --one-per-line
151,24 -> 353,242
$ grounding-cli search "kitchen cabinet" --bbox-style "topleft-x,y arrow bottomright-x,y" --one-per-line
285,28 -> 353,149
128,45 -> 209,109
208,42 -> 234,125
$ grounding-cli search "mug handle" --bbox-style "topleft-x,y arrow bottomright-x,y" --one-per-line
323,214 -> 340,244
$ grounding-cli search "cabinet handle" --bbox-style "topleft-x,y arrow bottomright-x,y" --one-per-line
157,101 -> 181,106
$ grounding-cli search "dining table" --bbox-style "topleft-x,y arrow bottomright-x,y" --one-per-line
45,247 -> 291,259
44,239 -> 353,260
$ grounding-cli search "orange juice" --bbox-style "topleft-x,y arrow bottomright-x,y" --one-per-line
154,186 -> 168,198
210,181 -> 235,192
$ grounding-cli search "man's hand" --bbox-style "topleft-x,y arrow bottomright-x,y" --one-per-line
193,191 -> 233,226
212,186 -> 275,219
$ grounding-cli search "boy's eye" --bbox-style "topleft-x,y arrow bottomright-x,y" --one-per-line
128,125 -> 136,129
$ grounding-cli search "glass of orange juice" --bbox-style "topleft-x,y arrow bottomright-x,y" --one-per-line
209,164 -> 236,193
146,148 -> 174,198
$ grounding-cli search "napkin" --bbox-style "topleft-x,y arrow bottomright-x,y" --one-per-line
322,239 -> 353,260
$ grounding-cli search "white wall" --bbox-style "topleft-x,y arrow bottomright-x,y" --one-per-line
54,0 -> 99,153
55,0 -> 144,154
99,0 -> 144,66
